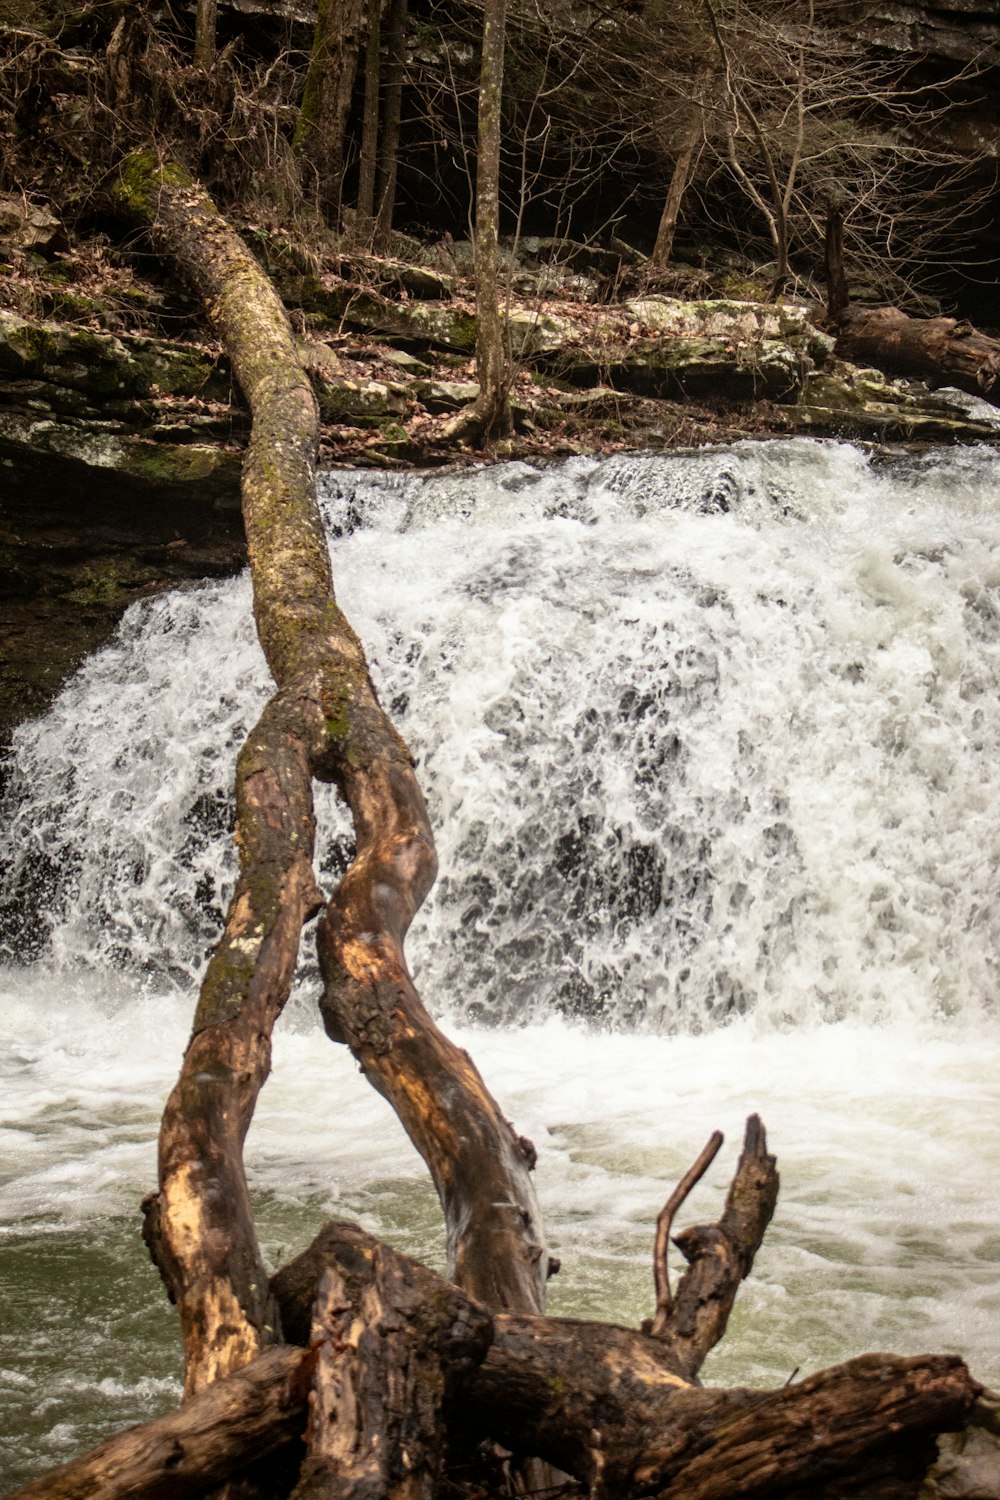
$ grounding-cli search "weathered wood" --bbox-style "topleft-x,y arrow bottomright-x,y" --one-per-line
650,1128 -> 723,1341
290,1246 -> 492,1500
271,1220 -> 982,1499
9,1219 -> 984,1500
835,307 -> 1000,406
115,152 -> 546,1413
649,1114 -> 778,1380
637,1354 -> 978,1500
117,148 -> 336,1396
3,1347 -> 310,1500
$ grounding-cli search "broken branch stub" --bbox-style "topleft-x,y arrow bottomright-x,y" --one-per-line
648,1115 -> 778,1381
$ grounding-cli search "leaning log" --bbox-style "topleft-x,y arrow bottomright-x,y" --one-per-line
835,307 -> 1000,406
112,147 -> 545,1410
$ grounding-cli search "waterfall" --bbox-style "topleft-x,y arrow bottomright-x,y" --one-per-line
1,440 -> 999,1486
3,439 -> 1000,1027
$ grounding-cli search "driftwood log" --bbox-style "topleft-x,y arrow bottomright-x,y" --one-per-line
6,1210 -> 983,1500
6,159 -> 994,1500
834,307 -> 1000,406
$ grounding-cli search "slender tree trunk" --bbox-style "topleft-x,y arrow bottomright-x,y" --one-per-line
824,194 -> 850,324
650,123 -> 698,273
443,0 -> 512,445
374,0 -> 406,248
295,0 -> 368,221
194,0 -> 217,71
355,0 -> 382,238
473,0 -> 511,439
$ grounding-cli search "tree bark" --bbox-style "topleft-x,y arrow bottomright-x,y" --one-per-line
289,1248 -> 491,1500
355,0 -> 382,236
194,0 -> 218,71
444,0 -> 512,444
112,149 -> 545,1412
374,0 -> 406,248
650,125 -> 698,273
824,196 -> 849,325
295,0 -> 368,221
835,307 -> 1000,405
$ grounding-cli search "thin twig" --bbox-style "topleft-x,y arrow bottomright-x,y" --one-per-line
652,1130 -> 723,1331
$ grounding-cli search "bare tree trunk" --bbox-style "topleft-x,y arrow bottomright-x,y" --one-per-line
444,0 -> 512,445
649,124 -> 698,273
194,0 -> 218,71
295,0 -> 368,221
374,0 -> 406,248
824,194 -> 850,324
355,0 -> 382,238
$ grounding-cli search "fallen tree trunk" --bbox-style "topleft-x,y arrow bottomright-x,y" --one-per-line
108,147 -> 545,1497
834,307 -> 1000,406
272,1218 -> 981,1499
9,1217 -> 982,1500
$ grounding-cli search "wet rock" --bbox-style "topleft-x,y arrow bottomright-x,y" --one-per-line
796,361 -> 1000,443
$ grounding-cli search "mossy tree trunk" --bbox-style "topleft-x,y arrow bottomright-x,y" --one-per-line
295,0 -> 368,221
110,149 -> 546,1415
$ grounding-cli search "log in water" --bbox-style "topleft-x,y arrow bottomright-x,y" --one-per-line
1,440 -> 999,1488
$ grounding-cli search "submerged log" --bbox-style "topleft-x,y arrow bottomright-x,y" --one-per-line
835,308 -> 1000,407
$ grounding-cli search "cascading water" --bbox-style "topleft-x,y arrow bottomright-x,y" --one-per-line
2,439 -> 999,1487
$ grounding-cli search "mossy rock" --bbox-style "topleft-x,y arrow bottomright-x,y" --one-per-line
313,376 -> 406,425
797,362 -> 1000,442
0,408 -> 242,496
0,310 -> 225,399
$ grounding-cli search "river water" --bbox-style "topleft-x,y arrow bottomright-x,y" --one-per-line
1,440 -> 999,1487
